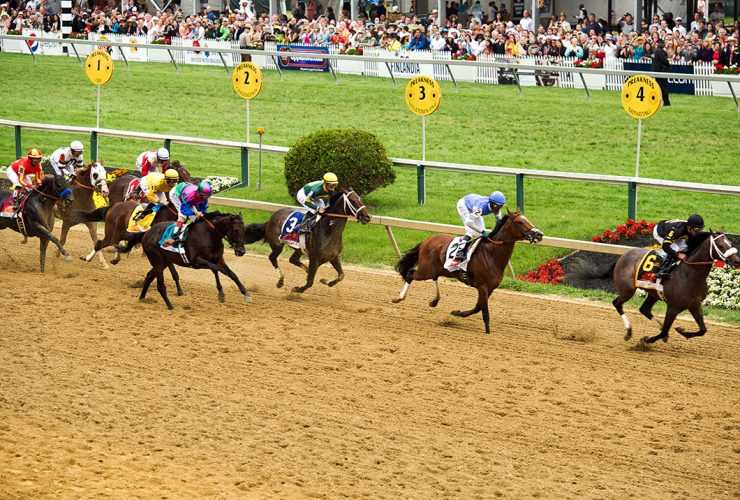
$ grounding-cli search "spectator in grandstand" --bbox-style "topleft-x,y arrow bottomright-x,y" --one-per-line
519,9 -> 533,32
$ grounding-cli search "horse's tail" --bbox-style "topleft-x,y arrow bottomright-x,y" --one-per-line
69,206 -> 109,225
564,259 -> 617,284
244,222 -> 266,244
395,243 -> 421,282
114,232 -> 144,255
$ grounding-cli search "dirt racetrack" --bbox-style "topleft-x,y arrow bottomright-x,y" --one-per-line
1,227 -> 738,498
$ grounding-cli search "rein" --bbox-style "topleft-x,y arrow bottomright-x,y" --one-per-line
683,234 -> 737,266
325,191 -> 366,220
33,185 -> 71,202
72,177 -> 99,192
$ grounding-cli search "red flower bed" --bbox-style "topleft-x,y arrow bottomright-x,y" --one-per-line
518,258 -> 564,285
590,218 -> 655,243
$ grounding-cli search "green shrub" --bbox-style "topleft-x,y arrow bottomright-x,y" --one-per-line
284,128 -> 395,197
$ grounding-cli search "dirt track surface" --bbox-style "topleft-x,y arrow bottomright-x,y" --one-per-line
1,228 -> 738,498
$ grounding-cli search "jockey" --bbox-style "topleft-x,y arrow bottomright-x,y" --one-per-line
50,141 -> 84,179
136,147 -> 170,176
169,181 -> 212,244
296,172 -> 338,234
7,149 -> 45,210
136,169 -> 179,220
451,191 -> 506,266
654,214 -> 704,280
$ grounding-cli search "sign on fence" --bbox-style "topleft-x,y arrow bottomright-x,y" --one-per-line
623,62 -> 696,94
276,44 -> 329,72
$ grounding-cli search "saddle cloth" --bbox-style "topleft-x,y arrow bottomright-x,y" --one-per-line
127,204 -> 161,233
158,223 -> 190,263
0,192 -> 27,218
443,236 -> 481,272
280,210 -> 305,250
635,249 -> 667,291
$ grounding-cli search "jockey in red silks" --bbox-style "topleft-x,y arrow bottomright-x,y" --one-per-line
7,148 -> 45,209
136,147 -> 170,176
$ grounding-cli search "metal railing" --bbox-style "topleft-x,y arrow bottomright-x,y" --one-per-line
2,118 -> 738,221
1,34 -> 738,109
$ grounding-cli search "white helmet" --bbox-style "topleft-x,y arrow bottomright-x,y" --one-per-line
70,140 -> 84,152
157,147 -> 170,161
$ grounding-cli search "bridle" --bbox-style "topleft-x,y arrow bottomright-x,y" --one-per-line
33,178 -> 72,203
684,233 -> 738,266
326,190 -> 367,220
200,214 -> 241,248
73,164 -> 108,193
485,212 -> 541,244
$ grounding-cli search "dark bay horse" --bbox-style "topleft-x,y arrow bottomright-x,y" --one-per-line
245,188 -> 371,293
134,213 -> 254,309
0,175 -> 75,271
392,209 -> 543,334
107,160 -> 191,206
610,231 -> 740,344
55,162 -> 110,267
71,200 -> 178,265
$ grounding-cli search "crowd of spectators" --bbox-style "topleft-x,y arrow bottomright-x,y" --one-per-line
1,0 -> 739,66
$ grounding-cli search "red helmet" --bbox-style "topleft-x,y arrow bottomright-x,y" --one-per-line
28,148 -> 43,159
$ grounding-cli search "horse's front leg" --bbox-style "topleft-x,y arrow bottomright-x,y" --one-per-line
292,258 -> 319,293
675,305 -> 707,339
39,238 -> 49,273
168,264 -> 183,296
57,220 -> 71,258
217,258 -> 253,303
34,224 -> 72,263
194,258 -> 225,302
87,222 -> 109,269
268,244 -> 286,288
641,307 -> 678,344
289,248 -> 308,272
320,256 -> 344,287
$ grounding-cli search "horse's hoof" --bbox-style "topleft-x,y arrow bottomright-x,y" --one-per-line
429,299 -> 439,308
167,305 -> 174,310
102,264 -> 110,270
624,329 -> 632,341
64,254 -> 73,262
177,290 -> 184,296
640,336 -> 653,344
110,259 -> 119,266
244,294 -> 254,303
320,278 -> 329,286
218,294 -> 225,303
292,286 -> 304,293
276,279 -> 284,289
662,335 -> 669,343
391,297 -> 403,304
451,310 -> 462,317
79,255 -> 87,261
20,238 -> 27,245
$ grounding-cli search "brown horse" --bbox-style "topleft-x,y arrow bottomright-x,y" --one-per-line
55,161 -> 111,267
71,201 -> 178,265
392,209 -> 543,334
610,231 -> 740,344
135,213 -> 254,309
107,160 -> 191,206
244,188 -> 371,293
0,175 -> 75,271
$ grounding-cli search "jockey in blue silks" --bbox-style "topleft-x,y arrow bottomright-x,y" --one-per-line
451,191 -> 506,266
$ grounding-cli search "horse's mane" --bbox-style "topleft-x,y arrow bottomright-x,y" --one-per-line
329,188 -> 345,205
686,231 -> 713,254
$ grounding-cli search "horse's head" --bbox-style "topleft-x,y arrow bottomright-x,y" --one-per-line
44,174 -> 74,206
499,208 -> 543,243
329,188 -> 371,224
171,161 -> 191,183
706,231 -> 740,269
90,162 -> 110,196
226,214 -> 247,257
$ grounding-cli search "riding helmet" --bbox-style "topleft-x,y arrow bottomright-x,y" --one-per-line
323,172 -> 339,185
197,181 -> 212,196
28,148 -> 43,159
164,169 -> 179,180
70,140 -> 84,152
489,191 -> 506,206
687,214 -> 704,228
156,147 -> 170,161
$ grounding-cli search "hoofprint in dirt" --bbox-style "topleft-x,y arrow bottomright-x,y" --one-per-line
0,228 -> 739,498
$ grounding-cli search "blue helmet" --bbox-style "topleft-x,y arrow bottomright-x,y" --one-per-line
489,191 -> 506,206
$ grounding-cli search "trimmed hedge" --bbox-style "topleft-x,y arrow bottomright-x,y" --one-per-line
284,128 -> 395,197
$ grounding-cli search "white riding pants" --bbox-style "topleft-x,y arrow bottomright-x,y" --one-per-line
457,198 -> 485,238
6,167 -> 33,190
653,225 -> 688,254
296,189 -> 326,214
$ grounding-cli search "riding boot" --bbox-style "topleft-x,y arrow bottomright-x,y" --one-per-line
12,188 -> 23,211
656,253 -> 677,280
451,235 -> 472,266
299,212 -> 316,234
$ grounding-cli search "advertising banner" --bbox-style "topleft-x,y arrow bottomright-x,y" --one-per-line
276,44 -> 329,72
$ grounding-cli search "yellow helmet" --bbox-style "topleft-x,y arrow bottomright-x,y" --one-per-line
164,169 -> 179,180
323,172 -> 339,184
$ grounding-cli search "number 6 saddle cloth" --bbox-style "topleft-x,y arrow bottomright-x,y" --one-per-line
635,249 -> 667,291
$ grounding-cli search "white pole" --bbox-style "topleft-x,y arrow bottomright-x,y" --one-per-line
421,115 -> 426,162
246,99 -> 250,145
635,118 -> 642,178
96,84 -> 101,129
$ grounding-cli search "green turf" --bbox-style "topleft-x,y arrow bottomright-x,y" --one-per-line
1,52 -> 738,320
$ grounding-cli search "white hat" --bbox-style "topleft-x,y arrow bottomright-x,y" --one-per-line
675,16 -> 682,21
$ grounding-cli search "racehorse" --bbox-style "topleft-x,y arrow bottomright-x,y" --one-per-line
392,209 -> 543,334
0,175 -> 75,272
54,161 -> 110,268
134,213 -> 254,309
609,231 -> 740,344
70,200 -> 178,266
244,188 -> 371,293
107,160 -> 191,206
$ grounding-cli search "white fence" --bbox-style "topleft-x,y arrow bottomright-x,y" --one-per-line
1,29 -> 737,98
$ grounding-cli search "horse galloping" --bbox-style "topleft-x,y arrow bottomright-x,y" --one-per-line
392,209 -> 543,334
70,200 -> 179,266
54,161 -> 111,267
244,188 -> 372,293
0,175 -> 75,272
134,213 -> 255,309
610,231 -> 739,344
107,160 -> 191,206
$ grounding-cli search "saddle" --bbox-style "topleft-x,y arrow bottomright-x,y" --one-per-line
127,204 -> 161,233
635,249 -> 668,291
0,192 -> 28,218
159,223 -> 191,264
444,236 -> 482,272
